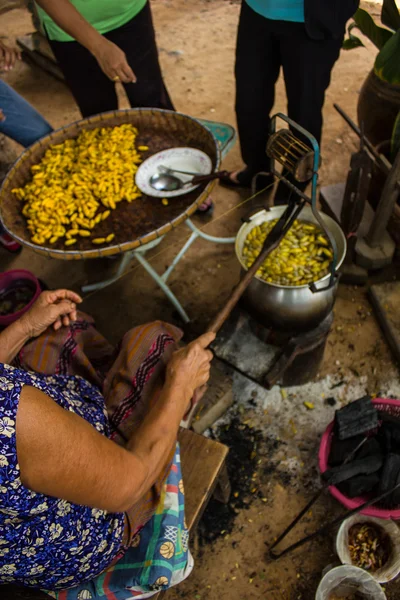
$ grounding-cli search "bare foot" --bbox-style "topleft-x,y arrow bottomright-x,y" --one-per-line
197,196 -> 213,212
229,170 -> 241,184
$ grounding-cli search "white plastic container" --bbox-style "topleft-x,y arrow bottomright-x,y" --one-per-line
336,514 -> 400,583
315,565 -> 386,599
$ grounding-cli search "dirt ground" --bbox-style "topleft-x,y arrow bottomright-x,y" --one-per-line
1,0 -> 400,598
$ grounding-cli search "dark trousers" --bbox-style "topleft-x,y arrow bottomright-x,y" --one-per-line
235,1 -> 343,177
49,2 -> 174,118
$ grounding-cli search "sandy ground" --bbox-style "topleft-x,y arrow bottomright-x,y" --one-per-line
1,1 -> 400,598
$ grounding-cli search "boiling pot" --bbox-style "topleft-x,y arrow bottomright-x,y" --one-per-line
235,206 -> 347,332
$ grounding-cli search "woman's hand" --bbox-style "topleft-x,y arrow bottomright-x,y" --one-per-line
0,39 -> 21,71
91,37 -> 136,84
20,289 -> 83,339
166,332 -> 215,406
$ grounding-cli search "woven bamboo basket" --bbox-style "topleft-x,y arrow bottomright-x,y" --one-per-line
0,108 -> 220,260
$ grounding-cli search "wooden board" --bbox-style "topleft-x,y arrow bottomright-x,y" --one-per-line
369,281 -> 400,366
178,427 -> 228,530
192,360 -> 233,434
2,430 -> 228,599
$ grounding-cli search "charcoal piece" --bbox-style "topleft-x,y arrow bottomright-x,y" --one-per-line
338,473 -> 380,498
356,437 -> 383,460
328,435 -> 364,466
322,455 -> 383,486
378,411 -> 400,426
378,421 -> 400,453
335,396 -> 378,440
379,453 -> 400,508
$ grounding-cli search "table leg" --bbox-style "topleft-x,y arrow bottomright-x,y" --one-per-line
185,219 -> 236,244
81,251 -> 134,293
133,250 -> 191,323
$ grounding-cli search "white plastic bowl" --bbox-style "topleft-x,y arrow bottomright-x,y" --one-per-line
336,515 -> 400,584
315,565 -> 386,599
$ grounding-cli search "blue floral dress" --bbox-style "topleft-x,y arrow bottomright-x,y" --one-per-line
0,363 -> 125,590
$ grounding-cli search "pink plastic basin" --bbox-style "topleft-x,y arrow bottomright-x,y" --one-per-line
0,269 -> 41,328
319,398 -> 400,520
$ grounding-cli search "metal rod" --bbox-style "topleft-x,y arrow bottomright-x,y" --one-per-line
366,147 -> 400,247
269,481 -> 400,560
333,104 -> 391,175
81,251 -> 133,293
270,170 -> 312,203
185,218 -> 236,244
134,251 -> 191,323
162,231 -> 198,282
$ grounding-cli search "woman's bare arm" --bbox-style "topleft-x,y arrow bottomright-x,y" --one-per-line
15,333 -> 214,513
0,289 -> 81,365
35,0 -> 136,82
0,319 -> 30,365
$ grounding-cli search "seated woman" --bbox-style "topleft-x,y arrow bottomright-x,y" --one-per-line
0,289 -> 214,599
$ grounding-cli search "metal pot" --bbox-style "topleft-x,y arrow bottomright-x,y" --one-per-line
235,206 -> 346,332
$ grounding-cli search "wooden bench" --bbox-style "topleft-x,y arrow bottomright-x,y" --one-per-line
2,428 -> 229,600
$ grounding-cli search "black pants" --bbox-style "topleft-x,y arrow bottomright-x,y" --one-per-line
49,2 -> 174,118
235,2 -> 343,177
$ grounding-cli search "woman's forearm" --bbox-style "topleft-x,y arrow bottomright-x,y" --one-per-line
0,319 -> 30,364
35,0 -> 104,54
125,379 -> 190,502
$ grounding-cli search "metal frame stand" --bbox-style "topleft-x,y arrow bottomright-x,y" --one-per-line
82,219 -> 235,323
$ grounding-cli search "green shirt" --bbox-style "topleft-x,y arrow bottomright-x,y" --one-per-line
36,0 -> 147,42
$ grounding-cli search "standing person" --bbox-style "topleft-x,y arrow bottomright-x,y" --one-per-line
222,0 -> 359,196
34,0 -> 174,118
0,39 -> 53,252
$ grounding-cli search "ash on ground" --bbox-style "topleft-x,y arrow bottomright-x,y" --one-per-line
198,414 -> 284,545
197,369 -> 400,546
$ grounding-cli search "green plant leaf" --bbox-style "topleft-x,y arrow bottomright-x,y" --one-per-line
381,0 -> 400,32
342,36 -> 364,50
391,110 -> 400,161
375,29 -> 400,84
353,8 -> 393,50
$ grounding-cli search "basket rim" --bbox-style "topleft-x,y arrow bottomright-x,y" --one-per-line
318,398 -> 400,519
0,269 -> 41,323
0,108 -> 221,260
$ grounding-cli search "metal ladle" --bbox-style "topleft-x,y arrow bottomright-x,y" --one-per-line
149,165 -> 229,192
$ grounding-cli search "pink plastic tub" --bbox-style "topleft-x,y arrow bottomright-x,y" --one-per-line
0,270 -> 41,328
319,398 -> 400,519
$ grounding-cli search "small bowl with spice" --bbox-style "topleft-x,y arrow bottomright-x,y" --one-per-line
336,515 -> 400,583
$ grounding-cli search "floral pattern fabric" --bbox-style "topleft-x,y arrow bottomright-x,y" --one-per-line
51,443 -> 193,600
0,363 -> 125,590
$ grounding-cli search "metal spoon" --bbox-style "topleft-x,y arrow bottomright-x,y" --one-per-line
150,167 -> 230,192
150,171 -> 186,191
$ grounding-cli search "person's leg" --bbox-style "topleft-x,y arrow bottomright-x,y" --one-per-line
106,2 -> 174,111
49,39 -> 118,117
103,321 -> 182,443
0,79 -> 53,147
102,321 -> 182,540
14,311 -> 115,386
281,24 -> 343,146
0,80 -> 53,249
273,24 -> 342,204
234,4 -> 281,183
